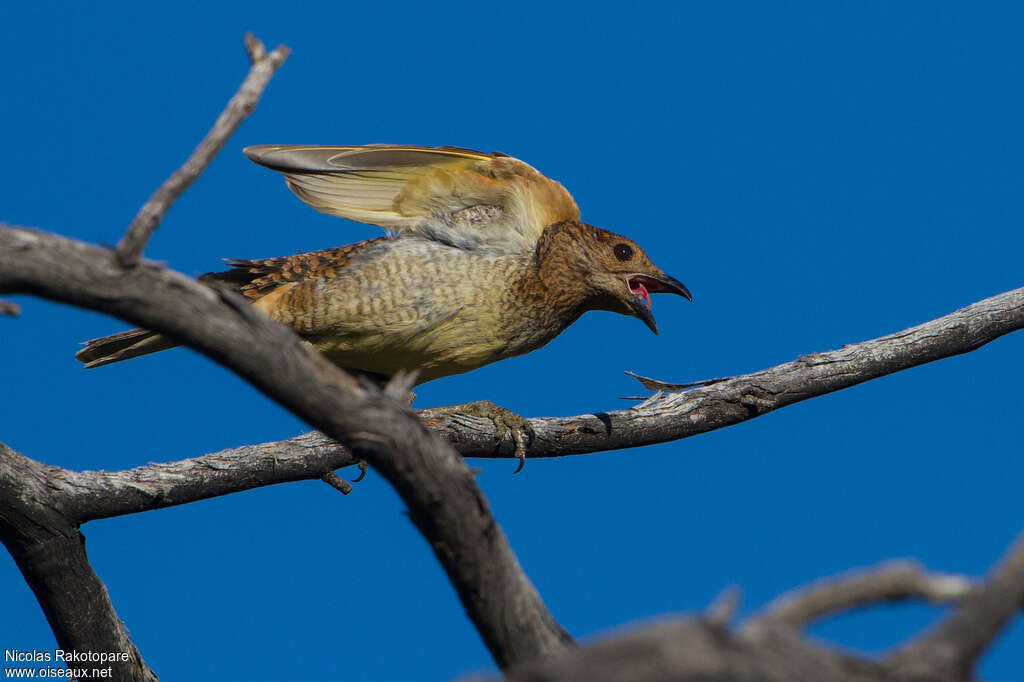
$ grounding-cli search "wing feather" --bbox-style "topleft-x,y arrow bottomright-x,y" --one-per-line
244,144 -> 579,253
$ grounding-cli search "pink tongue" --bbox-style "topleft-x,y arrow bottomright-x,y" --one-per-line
632,281 -> 652,309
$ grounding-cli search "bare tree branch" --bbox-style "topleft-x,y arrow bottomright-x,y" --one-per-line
114,34 -> 290,267
320,471 -> 355,495
27,432 -> 357,525
704,585 -> 742,628
0,224 -> 572,669
4,285 -> 1016,529
886,531 -> 1024,679
744,561 -> 972,636
0,443 -> 158,682
0,298 -> 19,316
424,286 -> 1024,460
500,618 -> 893,682
498,551 -> 1012,682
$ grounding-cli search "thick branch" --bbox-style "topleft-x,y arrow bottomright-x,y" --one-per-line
0,443 -> 157,682
114,35 -> 289,266
0,225 -> 571,669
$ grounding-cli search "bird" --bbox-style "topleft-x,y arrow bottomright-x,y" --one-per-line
77,144 -> 692,470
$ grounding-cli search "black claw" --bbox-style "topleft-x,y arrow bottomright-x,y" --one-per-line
513,455 -> 526,475
352,460 -> 368,483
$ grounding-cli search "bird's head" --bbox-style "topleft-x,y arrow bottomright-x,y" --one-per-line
536,221 -> 692,334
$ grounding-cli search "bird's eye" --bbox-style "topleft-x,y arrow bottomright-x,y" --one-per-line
613,243 -> 634,261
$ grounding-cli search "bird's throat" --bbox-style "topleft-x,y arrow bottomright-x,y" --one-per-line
514,250 -> 593,325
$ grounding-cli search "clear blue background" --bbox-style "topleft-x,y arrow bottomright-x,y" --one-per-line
2,2 -> 1021,679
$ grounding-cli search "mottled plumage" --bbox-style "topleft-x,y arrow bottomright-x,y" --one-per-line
77,144 -> 691,387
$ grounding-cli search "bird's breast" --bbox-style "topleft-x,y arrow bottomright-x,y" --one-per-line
300,240 -> 570,382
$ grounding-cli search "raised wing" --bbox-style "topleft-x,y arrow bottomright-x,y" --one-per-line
243,144 -> 580,253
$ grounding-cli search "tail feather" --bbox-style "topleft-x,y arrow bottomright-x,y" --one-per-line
76,329 -> 178,368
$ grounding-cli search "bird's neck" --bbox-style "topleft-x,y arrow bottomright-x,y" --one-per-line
512,222 -> 596,323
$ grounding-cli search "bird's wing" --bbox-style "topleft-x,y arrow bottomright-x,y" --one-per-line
243,144 -> 580,253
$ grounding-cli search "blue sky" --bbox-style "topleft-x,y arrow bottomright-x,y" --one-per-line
2,2 -> 1021,679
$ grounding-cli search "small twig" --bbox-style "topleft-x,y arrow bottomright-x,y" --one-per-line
384,368 -> 419,402
243,32 -> 267,62
705,585 -> 742,628
743,560 -> 972,637
321,471 -> 354,495
0,298 -> 19,316
114,34 -> 290,267
624,370 -> 732,393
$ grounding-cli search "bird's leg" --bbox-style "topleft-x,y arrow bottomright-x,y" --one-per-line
337,370 -> 418,485
419,400 -> 535,473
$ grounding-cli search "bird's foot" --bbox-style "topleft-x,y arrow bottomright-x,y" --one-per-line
420,400 -> 535,473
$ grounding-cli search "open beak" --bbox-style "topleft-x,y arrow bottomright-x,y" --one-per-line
624,273 -> 692,335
